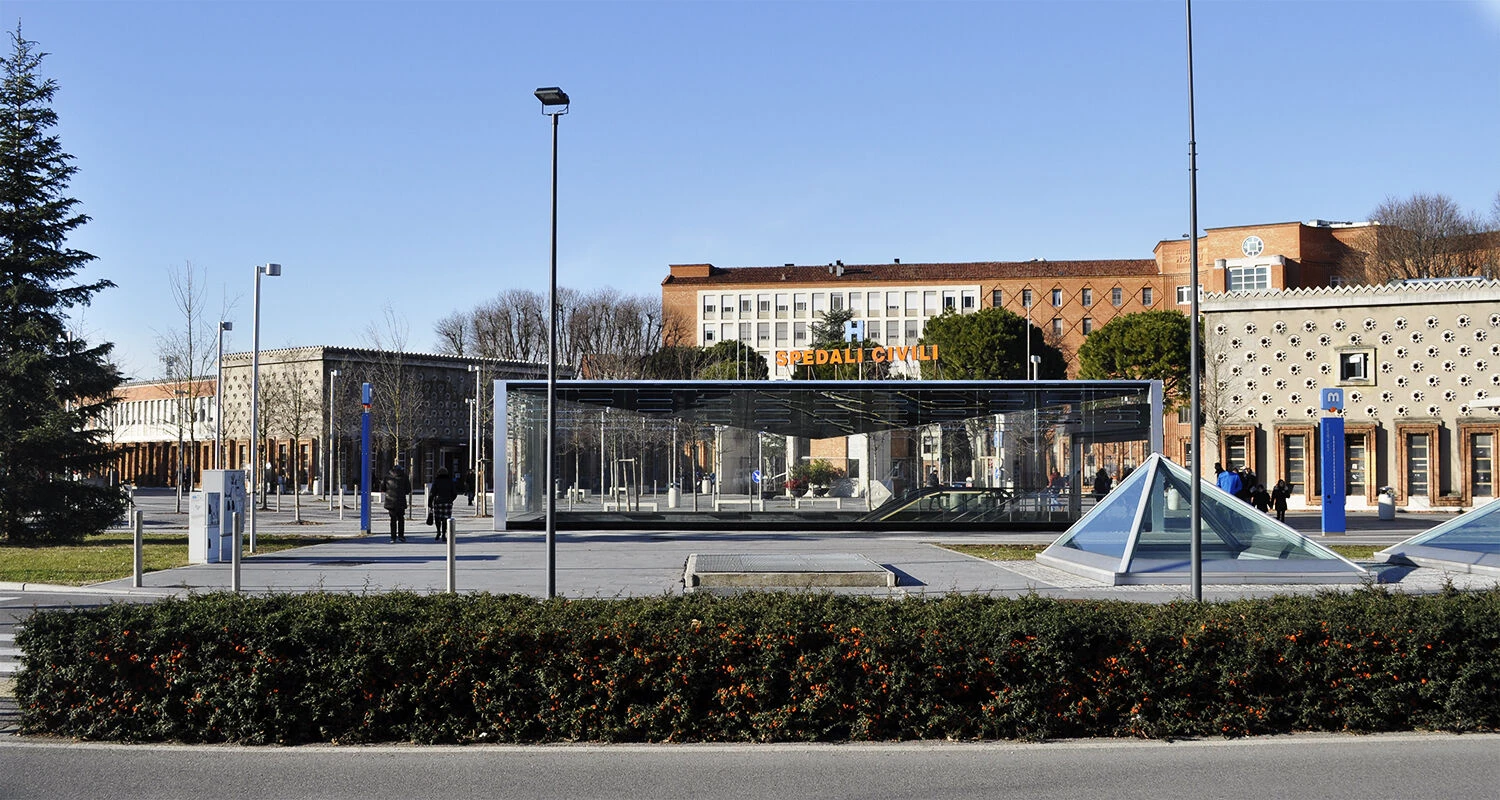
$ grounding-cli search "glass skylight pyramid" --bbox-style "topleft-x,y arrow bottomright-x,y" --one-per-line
1377,499 -> 1500,576
1037,454 -> 1367,585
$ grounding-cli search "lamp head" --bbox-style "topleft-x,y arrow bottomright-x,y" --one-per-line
534,86 -> 570,115
220,321 -> 233,332
262,263 -> 282,277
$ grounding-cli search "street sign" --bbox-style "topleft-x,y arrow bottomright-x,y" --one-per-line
751,469 -> 762,484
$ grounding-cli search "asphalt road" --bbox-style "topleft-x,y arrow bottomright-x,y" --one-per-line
1,733 -> 1497,800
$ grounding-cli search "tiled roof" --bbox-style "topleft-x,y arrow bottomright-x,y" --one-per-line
664,259 -> 1159,286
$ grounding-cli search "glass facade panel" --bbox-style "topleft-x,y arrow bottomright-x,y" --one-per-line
499,380 -> 1160,530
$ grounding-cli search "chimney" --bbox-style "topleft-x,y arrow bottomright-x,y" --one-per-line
894,258 -> 900,264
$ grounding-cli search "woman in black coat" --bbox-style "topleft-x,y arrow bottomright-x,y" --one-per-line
429,468 -> 460,542
382,462 -> 412,542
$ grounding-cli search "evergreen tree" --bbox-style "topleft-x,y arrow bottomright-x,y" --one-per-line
0,29 -> 125,542
917,308 -> 1065,380
1076,310 -> 1195,409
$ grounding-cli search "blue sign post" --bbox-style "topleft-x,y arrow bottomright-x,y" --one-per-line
360,382 -> 372,535
1319,388 -> 1346,535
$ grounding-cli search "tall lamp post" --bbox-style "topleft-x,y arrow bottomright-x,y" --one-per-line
248,262 -> 281,554
164,356 -> 185,514
327,368 -> 340,508
535,85 -> 569,599
215,321 -> 232,469
1186,0 -> 1204,602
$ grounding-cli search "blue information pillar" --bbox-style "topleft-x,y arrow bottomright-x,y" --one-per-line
360,382 -> 372,535
1319,388 -> 1346,535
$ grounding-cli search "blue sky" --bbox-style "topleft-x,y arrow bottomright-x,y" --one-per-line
12,0 -> 1500,380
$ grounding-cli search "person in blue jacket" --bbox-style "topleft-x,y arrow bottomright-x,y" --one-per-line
1216,462 -> 1243,497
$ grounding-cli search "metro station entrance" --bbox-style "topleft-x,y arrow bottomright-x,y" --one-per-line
495,379 -> 1162,532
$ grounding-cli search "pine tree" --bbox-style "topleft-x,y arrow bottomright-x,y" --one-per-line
0,28 -> 126,542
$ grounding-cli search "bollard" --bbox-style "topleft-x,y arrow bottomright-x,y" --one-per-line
338,486 -> 345,520
231,510 -> 243,593
132,510 -> 144,588
446,518 -> 457,594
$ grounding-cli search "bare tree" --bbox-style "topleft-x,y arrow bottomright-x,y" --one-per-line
364,305 -> 429,470
433,311 -> 470,357
261,366 -> 321,522
1343,193 -> 1487,282
153,261 -> 233,487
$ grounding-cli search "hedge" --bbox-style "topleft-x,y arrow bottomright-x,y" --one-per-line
15,588 -> 1500,744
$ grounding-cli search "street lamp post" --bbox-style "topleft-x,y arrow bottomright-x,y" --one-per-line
327,368 -> 340,509
215,321 -> 231,469
164,356 -> 185,514
535,85 -> 569,599
248,262 -> 281,554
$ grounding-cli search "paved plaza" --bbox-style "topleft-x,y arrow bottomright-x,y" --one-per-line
8,488 -> 1494,604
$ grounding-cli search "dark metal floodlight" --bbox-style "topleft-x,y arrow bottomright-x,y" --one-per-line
535,87 -> 570,113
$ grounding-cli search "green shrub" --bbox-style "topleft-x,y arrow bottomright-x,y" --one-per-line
15,589 -> 1500,744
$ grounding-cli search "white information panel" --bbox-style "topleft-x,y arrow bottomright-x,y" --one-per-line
189,470 -> 247,564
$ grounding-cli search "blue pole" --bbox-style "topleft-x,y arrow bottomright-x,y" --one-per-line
1319,388 -> 1346,535
361,382 -> 372,535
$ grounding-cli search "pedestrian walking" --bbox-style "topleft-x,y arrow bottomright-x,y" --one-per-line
382,460 -> 412,542
1271,479 -> 1291,522
1092,467 -> 1112,499
429,468 -> 459,542
1250,483 -> 1271,513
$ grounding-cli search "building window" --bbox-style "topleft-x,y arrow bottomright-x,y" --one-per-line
1347,433 -> 1367,496
1081,288 -> 1093,307
1111,287 -> 1123,306
830,293 -> 844,312
991,289 -> 1003,307
703,325 -> 715,343
794,293 -> 808,314
776,293 -> 789,317
1473,433 -> 1494,498
1407,433 -> 1430,496
1177,406 -> 1191,424
1339,350 -> 1374,384
721,294 -> 734,317
739,322 -> 751,341
1176,285 -> 1200,305
1284,434 -> 1306,495
904,291 -> 919,316
961,290 -> 976,310
1224,434 -> 1247,471
757,322 -> 770,345
1082,317 -> 1093,335
703,297 -> 717,317
1022,289 -> 1033,308
812,293 -> 827,316
1051,288 -> 1063,307
942,290 -> 957,311
1051,318 -> 1063,337
775,322 -> 788,345
905,319 -> 920,341
758,295 -> 771,315
923,291 -> 939,316
886,320 -> 900,343
1228,265 -> 1270,292
1141,287 -> 1154,306
740,296 -> 752,313
849,292 -> 864,314
888,294 -> 901,315
793,322 -> 807,343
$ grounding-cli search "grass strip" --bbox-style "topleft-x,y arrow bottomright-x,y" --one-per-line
0,532 -> 334,585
